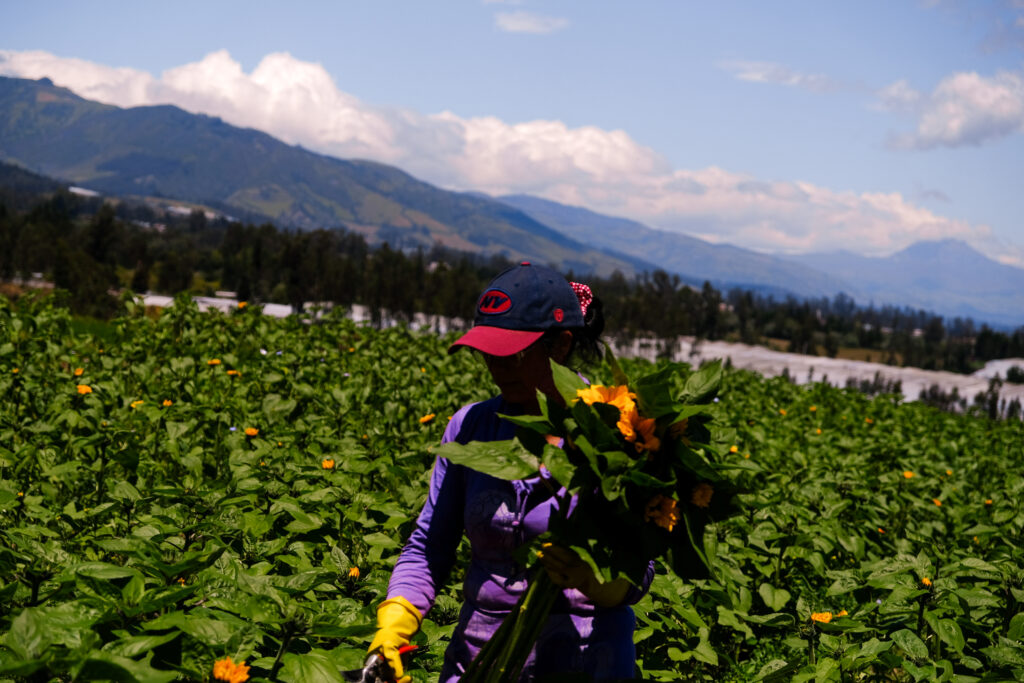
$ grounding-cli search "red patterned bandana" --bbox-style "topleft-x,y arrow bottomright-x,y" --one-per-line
570,282 -> 593,317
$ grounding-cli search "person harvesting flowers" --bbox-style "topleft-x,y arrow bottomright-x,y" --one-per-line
368,263 -> 654,682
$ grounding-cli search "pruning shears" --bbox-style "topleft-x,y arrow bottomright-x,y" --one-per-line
341,645 -> 419,683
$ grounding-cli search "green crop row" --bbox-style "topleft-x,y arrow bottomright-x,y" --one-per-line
1,295 -> 1022,682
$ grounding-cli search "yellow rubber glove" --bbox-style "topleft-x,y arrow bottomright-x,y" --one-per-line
368,596 -> 422,683
537,544 -> 631,608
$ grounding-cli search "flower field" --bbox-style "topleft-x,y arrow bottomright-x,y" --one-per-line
1,295 -> 1022,682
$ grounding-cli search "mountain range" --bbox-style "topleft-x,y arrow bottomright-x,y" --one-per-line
1,74 -> 1021,328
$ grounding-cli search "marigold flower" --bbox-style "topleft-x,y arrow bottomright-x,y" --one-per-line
865,417 -> 874,424
421,367 -> 426,373
419,413 -> 436,424
163,399 -> 173,407
73,367 -> 84,376
985,499 -> 993,505
778,409 -> 787,416
837,610 -> 848,617
932,498 -> 942,507
130,400 -> 144,409
213,656 -> 250,683
227,369 -> 240,376
945,469 -> 952,476
322,458 -> 335,469
208,359 -> 221,366
815,428 -> 822,435
729,445 -> 739,454
76,384 -> 92,395
11,368 -> 18,374
644,495 -> 680,532
877,527 -> 885,534
810,611 -> 833,623
237,301 -> 247,309
921,577 -> 932,587
348,566 -> 360,579
17,491 -> 23,497
903,471 -> 914,479
690,482 -> 714,508
809,405 -> 817,412
348,347 -> 355,352
244,427 -> 259,437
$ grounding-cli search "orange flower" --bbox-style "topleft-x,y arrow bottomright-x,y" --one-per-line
837,610 -> 848,617
207,359 -> 221,366
11,368 -> 19,374
322,458 -> 335,469
237,301 -> 248,309
945,469 -> 952,476
810,611 -> 833,624
815,428 -> 822,435
419,413 -> 436,424
226,369 -> 240,377
932,498 -> 942,507
348,566 -> 360,579
690,482 -> 714,508
130,400 -> 144,409
778,409 -> 787,416
865,417 -> 874,424
162,399 -> 173,407
73,367 -> 84,376
576,384 -> 638,414
244,427 -> 259,437
619,406 -> 660,453
76,384 -> 92,395
921,577 -> 932,587
809,405 -> 817,412
877,527 -> 885,534
903,471 -> 914,479
644,495 -> 680,532
729,445 -> 739,454
213,656 -> 250,683
985,499 -> 993,505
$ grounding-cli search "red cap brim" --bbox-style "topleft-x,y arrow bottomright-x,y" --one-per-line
448,326 -> 544,356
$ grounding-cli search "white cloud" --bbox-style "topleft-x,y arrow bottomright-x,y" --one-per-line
719,60 -> 837,92
0,49 -> 1009,262
881,70 -> 1024,148
494,11 -> 569,34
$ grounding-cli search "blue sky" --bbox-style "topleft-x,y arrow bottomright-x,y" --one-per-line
2,1 -> 1023,265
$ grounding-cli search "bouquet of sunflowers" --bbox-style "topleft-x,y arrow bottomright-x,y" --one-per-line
436,354 -> 743,682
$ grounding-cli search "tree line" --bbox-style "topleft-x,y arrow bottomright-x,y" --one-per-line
2,189 -> 1023,377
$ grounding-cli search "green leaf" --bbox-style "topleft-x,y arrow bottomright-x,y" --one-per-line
73,652 -> 177,683
4,608 -> 49,660
103,632 -> 180,659
540,443 -> 574,487
262,393 -> 297,424
435,438 -> 540,480
758,582 -> 791,611
278,651 -> 345,683
1008,612 -> 1024,641
681,360 -> 723,404
891,628 -> 928,661
549,359 -> 587,406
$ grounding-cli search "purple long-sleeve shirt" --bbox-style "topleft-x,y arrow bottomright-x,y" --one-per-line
388,395 -> 655,681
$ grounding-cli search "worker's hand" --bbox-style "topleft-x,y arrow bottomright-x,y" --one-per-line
368,596 -> 422,683
537,544 -> 631,607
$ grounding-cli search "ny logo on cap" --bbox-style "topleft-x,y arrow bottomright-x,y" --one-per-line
478,289 -> 512,314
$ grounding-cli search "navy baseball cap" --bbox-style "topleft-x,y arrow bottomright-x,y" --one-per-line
449,262 -> 585,356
